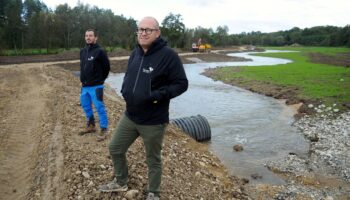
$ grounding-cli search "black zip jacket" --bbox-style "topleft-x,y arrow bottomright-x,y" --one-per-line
122,37 -> 188,125
80,43 -> 110,86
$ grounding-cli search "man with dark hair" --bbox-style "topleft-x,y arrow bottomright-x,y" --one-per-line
79,28 -> 110,141
99,17 -> 188,199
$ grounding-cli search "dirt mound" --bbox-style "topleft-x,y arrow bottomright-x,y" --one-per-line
50,51 -> 251,75
308,52 -> 350,67
0,49 -> 131,65
0,64 -> 248,199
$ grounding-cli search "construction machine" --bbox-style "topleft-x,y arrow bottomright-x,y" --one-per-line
198,44 -> 211,52
192,38 -> 211,52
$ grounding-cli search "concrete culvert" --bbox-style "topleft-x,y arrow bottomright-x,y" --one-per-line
170,115 -> 211,142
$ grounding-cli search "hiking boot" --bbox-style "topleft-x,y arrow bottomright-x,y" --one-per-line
99,178 -> 128,192
100,128 -> 108,133
79,124 -> 96,135
97,128 -> 108,142
146,192 -> 159,200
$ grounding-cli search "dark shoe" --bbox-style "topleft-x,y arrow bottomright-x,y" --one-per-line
97,128 -> 108,142
100,128 -> 108,133
146,192 -> 159,200
79,124 -> 96,135
99,178 -> 128,192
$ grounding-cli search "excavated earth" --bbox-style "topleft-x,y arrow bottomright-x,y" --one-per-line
1,47 -> 349,200
0,50 -> 250,200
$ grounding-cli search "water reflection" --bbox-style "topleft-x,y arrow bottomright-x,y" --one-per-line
106,51 -> 308,185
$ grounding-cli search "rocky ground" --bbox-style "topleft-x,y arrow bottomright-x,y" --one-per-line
1,47 -> 349,200
0,53 -> 249,200
245,110 -> 350,200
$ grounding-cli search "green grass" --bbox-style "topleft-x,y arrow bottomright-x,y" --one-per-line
215,47 -> 350,108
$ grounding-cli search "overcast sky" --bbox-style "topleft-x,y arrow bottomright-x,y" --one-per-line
41,0 -> 349,34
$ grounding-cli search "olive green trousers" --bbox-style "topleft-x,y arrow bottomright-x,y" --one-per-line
109,114 -> 166,195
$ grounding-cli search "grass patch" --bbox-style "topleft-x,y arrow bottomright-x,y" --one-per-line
211,47 -> 350,110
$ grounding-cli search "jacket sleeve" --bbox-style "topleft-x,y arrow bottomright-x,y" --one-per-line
151,51 -> 188,101
99,49 -> 110,80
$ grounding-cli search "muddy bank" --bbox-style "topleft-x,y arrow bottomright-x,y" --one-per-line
199,51 -> 350,199
308,52 -> 350,68
202,49 -> 350,117
0,45 -> 253,73
52,51 -> 251,74
202,67 -> 338,118
0,64 -> 248,199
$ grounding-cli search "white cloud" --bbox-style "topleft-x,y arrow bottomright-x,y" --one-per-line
42,0 -> 350,34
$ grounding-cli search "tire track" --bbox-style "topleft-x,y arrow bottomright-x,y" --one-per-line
42,121 -> 64,200
0,67 -> 50,200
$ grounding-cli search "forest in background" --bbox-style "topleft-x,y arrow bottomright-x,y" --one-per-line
1,0 -> 349,55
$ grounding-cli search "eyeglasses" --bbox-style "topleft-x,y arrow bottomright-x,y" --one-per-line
136,28 -> 159,35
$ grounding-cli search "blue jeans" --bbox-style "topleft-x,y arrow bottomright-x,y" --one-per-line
80,85 -> 108,129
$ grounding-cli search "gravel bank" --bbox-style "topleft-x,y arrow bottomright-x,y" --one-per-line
250,111 -> 350,199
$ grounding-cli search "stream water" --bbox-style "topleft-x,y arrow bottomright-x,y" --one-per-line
106,50 -> 309,185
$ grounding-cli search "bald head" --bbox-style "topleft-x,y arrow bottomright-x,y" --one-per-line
138,16 -> 159,29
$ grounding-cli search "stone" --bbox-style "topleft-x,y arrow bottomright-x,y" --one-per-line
75,170 -> 82,175
82,171 -> 90,179
195,171 -> 201,177
233,144 -> 243,152
99,164 -> 106,170
251,173 -> 262,179
124,190 -> 139,199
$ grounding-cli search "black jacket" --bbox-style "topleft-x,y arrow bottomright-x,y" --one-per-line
80,43 -> 110,86
122,37 -> 188,125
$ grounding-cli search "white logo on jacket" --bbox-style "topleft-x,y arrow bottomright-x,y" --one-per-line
142,66 -> 154,74
87,56 -> 94,61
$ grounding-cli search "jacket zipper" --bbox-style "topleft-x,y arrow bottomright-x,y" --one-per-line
149,76 -> 152,97
132,56 -> 144,94
84,46 -> 89,69
83,47 -> 89,84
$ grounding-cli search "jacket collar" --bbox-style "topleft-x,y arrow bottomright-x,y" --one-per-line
86,43 -> 100,49
137,37 -> 167,56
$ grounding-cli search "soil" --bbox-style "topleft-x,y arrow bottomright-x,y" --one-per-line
0,49 -> 131,65
2,46 -> 347,199
48,49 -> 251,74
0,50 -> 250,200
308,52 -> 350,68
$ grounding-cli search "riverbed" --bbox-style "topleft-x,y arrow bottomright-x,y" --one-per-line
106,51 -> 309,185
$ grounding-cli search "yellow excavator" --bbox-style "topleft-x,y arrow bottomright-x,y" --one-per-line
192,38 -> 211,52
198,44 -> 211,52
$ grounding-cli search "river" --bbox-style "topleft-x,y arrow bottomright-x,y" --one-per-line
106,50 -> 309,185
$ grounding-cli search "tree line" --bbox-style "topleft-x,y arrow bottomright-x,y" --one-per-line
1,0 -> 349,55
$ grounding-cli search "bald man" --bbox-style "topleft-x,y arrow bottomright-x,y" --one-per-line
99,17 -> 188,199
